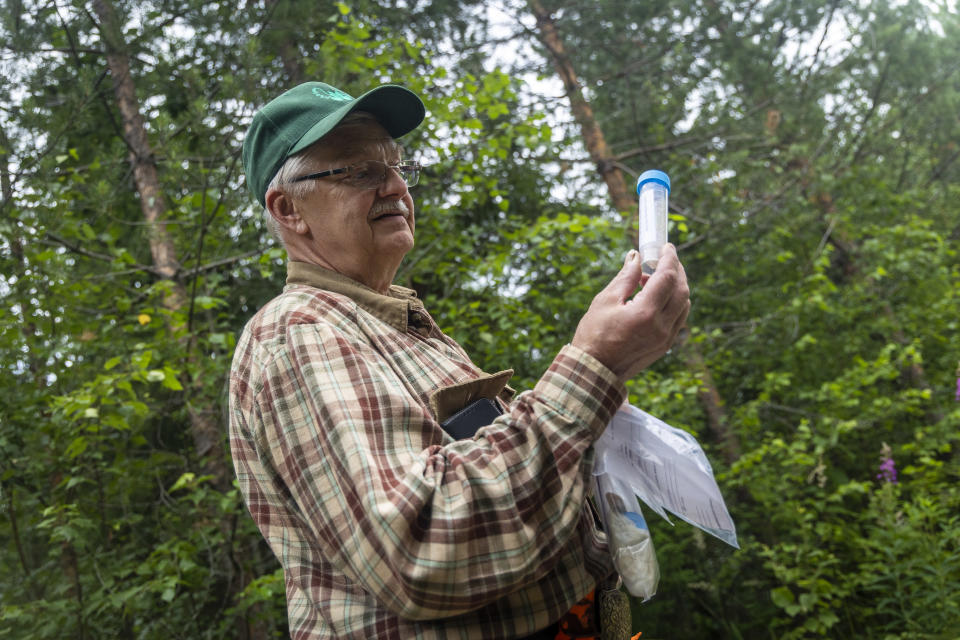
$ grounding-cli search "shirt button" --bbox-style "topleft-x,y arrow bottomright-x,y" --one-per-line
409,311 -> 429,335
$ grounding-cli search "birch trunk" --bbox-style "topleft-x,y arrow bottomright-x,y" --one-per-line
91,0 -> 226,484
90,4 -> 275,635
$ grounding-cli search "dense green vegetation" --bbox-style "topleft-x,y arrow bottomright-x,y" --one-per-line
1,0 -> 958,638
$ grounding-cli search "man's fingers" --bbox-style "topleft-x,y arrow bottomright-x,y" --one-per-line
601,250 -> 645,303
630,244 -> 681,309
669,300 -> 691,343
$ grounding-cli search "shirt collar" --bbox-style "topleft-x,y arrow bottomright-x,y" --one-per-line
285,261 -> 424,332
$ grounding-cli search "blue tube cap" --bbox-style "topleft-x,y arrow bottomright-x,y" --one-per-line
637,169 -> 670,194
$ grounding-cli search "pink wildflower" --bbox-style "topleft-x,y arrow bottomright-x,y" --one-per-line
876,457 -> 898,484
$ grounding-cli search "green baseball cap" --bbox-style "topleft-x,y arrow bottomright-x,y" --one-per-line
242,81 -> 426,206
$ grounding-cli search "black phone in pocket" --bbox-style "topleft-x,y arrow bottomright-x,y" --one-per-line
440,397 -> 503,439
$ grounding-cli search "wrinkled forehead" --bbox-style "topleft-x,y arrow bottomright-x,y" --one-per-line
307,121 -> 403,166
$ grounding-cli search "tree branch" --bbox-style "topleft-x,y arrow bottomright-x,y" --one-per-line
41,231 -> 162,276
614,133 -> 758,163
3,484 -> 33,586
183,250 -> 262,277
0,45 -> 104,55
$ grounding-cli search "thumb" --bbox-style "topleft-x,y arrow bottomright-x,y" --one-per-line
602,250 -> 644,303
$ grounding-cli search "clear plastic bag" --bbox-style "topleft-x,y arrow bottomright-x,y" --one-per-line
594,472 -> 659,601
594,403 -> 739,549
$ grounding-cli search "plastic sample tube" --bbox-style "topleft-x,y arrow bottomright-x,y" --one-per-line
637,170 -> 670,274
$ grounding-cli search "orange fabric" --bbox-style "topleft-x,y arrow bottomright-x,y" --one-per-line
554,590 -> 599,640
551,589 -> 643,640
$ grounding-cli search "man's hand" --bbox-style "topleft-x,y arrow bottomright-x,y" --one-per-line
571,244 -> 690,383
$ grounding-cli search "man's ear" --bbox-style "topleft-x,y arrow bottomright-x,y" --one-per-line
265,188 -> 309,235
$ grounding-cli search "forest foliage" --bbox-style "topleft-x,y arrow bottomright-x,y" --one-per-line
1,0 -> 959,638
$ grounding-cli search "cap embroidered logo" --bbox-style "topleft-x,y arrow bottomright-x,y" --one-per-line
311,86 -> 352,101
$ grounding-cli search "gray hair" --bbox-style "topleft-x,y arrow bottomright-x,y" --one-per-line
263,112 -> 392,241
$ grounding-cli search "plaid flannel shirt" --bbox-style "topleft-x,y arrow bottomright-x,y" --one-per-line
229,262 -> 625,639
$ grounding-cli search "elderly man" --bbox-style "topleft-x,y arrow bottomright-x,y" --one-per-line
229,81 -> 690,640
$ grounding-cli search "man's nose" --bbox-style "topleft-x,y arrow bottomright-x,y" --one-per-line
377,164 -> 408,197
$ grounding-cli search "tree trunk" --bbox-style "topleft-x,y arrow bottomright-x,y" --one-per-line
0,123 -> 12,207
680,331 -> 740,464
91,4 -> 273,636
815,196 -> 944,428
263,0 -> 306,84
91,0 -> 226,487
528,0 -> 633,216
527,0 -> 741,462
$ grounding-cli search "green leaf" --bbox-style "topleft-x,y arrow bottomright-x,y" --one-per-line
169,472 -> 196,493
771,586 -> 795,608
161,368 -> 183,391
65,437 -> 88,459
193,295 -> 225,310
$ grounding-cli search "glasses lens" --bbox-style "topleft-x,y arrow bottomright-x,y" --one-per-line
343,161 -> 421,189
342,161 -> 380,189
397,162 -> 420,187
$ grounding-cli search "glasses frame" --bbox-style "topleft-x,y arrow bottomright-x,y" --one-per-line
288,160 -> 422,189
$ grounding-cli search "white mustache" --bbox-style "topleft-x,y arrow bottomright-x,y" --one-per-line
369,199 -> 410,219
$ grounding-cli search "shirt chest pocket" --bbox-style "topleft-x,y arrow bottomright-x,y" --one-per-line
428,370 -> 515,438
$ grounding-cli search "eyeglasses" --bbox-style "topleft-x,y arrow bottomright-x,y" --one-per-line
289,160 -> 422,190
